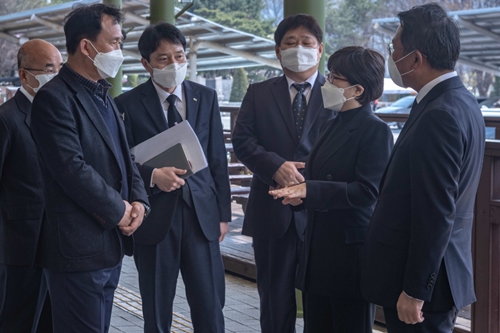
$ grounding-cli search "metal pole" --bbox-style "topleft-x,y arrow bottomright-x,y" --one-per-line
150,0 -> 175,24
283,0 -> 326,74
104,0 -> 122,97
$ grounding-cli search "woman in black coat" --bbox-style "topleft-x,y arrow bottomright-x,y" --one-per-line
270,46 -> 393,332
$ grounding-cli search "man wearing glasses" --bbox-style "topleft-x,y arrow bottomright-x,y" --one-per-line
362,3 -> 485,332
0,39 -> 62,333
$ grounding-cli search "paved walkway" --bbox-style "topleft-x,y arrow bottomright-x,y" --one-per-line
109,204 -> 391,332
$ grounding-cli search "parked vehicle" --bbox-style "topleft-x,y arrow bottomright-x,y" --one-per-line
375,95 -> 416,128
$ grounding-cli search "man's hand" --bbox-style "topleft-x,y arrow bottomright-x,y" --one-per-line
269,183 -> 306,206
396,291 -> 425,325
117,200 -> 133,228
219,222 -> 229,242
119,201 -> 145,236
152,167 -> 186,192
272,161 -> 305,187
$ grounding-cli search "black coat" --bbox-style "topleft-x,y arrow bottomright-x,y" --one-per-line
115,79 -> 231,244
0,90 -> 44,266
30,65 -> 148,272
232,74 -> 336,239
296,104 -> 393,299
362,76 -> 486,311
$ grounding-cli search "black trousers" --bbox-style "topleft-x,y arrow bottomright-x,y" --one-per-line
134,200 -> 225,333
0,263 -> 52,333
253,219 -> 303,333
304,293 -> 375,333
383,306 -> 459,333
44,262 -> 121,333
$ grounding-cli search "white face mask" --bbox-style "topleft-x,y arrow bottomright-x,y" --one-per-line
321,80 -> 357,111
26,71 -> 57,93
280,45 -> 319,72
87,41 -> 124,79
388,50 -> 415,88
149,62 -> 187,89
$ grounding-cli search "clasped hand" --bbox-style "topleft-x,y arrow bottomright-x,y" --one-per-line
152,167 -> 187,192
397,291 -> 425,325
117,200 -> 145,236
269,161 -> 306,206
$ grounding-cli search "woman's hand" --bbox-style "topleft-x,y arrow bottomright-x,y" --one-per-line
269,183 -> 306,206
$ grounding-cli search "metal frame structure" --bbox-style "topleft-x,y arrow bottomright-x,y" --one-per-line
373,7 -> 500,76
0,0 -> 280,75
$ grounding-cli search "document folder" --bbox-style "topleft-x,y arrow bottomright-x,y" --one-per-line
130,120 -> 208,178
142,143 -> 193,178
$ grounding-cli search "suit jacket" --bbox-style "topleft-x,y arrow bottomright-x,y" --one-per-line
30,65 -> 149,272
295,104 -> 393,299
115,79 -> 231,244
362,76 -> 485,311
0,90 -> 44,266
232,74 -> 336,240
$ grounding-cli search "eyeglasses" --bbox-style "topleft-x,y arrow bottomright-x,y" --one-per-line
23,67 -> 58,74
326,72 -> 349,84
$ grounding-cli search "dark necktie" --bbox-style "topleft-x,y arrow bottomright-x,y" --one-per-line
166,94 -> 183,128
292,83 -> 309,140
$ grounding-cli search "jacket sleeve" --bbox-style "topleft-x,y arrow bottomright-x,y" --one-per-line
232,84 -> 287,186
115,95 -> 158,196
206,89 -> 232,222
403,109 -> 462,301
30,88 -> 125,230
305,120 -> 393,211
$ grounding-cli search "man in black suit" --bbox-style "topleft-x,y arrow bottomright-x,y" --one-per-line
232,14 -> 335,332
115,22 -> 231,333
30,4 -> 149,332
362,3 -> 485,332
0,39 -> 62,333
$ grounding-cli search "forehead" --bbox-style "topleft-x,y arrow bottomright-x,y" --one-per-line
152,39 -> 185,55
26,45 -> 62,67
98,14 -> 122,39
281,26 -> 318,42
392,25 -> 403,45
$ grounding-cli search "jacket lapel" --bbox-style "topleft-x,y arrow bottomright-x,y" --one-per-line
271,76 -> 297,144
313,105 -> 372,176
14,90 -> 32,128
378,76 -> 465,190
59,66 -> 120,166
141,79 -> 168,132
183,81 -> 200,127
300,74 -> 326,143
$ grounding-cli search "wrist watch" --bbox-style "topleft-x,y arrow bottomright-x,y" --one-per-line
142,202 -> 151,219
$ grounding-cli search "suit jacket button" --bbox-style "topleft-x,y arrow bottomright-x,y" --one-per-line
431,273 -> 436,277
326,174 -> 332,181
427,284 -> 432,289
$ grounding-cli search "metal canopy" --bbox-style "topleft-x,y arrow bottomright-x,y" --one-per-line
373,7 -> 500,76
0,0 -> 280,74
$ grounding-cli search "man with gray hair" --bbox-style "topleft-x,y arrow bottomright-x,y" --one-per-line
0,39 -> 62,333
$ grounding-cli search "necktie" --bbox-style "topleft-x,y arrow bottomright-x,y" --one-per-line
166,94 -> 183,128
292,83 -> 309,140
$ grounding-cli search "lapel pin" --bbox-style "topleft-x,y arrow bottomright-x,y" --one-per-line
120,113 -> 125,121
193,98 -> 197,102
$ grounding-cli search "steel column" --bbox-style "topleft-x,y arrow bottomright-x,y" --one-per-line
104,0 -> 122,97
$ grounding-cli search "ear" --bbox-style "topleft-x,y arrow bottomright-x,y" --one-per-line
141,58 -> 153,76
275,45 -> 281,60
318,43 -> 324,59
353,84 -> 364,97
18,69 -> 28,85
80,39 -> 92,58
411,50 -> 425,71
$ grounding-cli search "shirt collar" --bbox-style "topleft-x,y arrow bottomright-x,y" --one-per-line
19,86 -> 34,103
416,71 -> 457,104
65,63 -> 112,101
152,79 -> 184,103
285,71 -> 318,90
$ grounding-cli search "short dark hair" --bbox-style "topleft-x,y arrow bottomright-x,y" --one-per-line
327,46 -> 385,106
64,3 -> 123,55
274,14 -> 323,46
397,2 -> 460,70
138,22 -> 187,62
